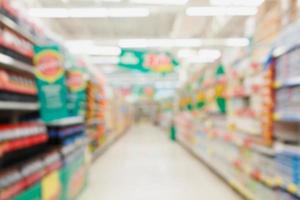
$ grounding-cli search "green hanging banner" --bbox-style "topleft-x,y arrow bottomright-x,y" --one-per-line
33,45 -> 69,122
215,64 -> 227,114
67,67 -> 87,117
118,49 -> 179,74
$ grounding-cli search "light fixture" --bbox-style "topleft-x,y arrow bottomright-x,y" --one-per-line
186,6 -> 258,16
198,49 -> 221,59
109,8 -> 149,18
29,8 -> 150,18
177,49 -> 197,58
118,39 -> 148,48
118,39 -> 203,48
185,56 -> 218,64
119,38 -> 249,48
29,8 -> 68,18
87,46 -> 121,56
68,8 -> 108,18
180,49 -> 221,64
210,0 -> 264,7
223,38 -> 250,47
130,0 -> 189,5
67,43 -> 121,56
65,40 -> 94,45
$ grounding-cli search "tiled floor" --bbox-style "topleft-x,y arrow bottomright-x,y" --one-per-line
80,123 -> 241,200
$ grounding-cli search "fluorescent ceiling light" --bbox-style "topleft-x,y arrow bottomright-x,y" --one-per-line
130,0 -> 188,5
118,39 -> 148,48
180,49 -> 221,63
90,56 -> 120,64
29,8 -> 68,18
185,56 -> 218,64
119,39 -> 203,48
177,49 -> 197,58
109,8 -> 149,17
119,38 -> 249,48
186,6 -> 258,16
198,49 -> 221,59
87,46 -> 121,56
69,8 -> 108,18
68,44 -> 121,56
200,38 -> 250,47
210,0 -> 264,7
29,8 -> 149,18
224,38 -> 250,47
65,40 -> 94,45
102,0 -> 122,2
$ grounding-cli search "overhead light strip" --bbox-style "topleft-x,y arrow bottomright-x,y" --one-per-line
210,0 -> 264,7
130,0 -> 189,5
186,6 -> 258,16
118,38 -> 249,48
29,8 -> 150,18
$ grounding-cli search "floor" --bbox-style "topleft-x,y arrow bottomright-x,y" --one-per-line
80,123 -> 241,200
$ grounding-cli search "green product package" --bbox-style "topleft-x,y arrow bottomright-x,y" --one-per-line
60,154 -> 87,200
33,45 -> 69,122
13,182 -> 41,200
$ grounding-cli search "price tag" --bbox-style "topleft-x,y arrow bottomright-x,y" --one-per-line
287,183 -> 298,194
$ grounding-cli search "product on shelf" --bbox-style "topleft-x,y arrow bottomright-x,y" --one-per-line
86,79 -> 106,152
0,69 -> 36,95
0,122 -> 47,157
0,27 -> 33,64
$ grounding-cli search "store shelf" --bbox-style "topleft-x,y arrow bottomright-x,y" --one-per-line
46,116 -> 84,127
210,128 -> 275,157
251,144 -> 275,157
0,101 -> 39,110
0,14 -> 37,44
0,53 -> 34,74
274,77 -> 300,89
272,43 -> 300,58
61,137 -> 89,155
87,119 -> 104,127
178,137 -> 255,200
274,112 -> 300,122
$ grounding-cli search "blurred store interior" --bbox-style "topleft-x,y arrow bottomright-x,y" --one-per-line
0,0 -> 300,200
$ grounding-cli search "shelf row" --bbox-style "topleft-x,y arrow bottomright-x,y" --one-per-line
179,135 -> 300,199
178,137 -> 256,200
0,14 -> 38,45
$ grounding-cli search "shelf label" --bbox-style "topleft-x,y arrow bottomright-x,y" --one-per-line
273,113 -> 280,121
287,183 -> 298,194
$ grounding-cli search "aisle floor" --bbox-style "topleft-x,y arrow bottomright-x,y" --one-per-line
80,124 -> 242,200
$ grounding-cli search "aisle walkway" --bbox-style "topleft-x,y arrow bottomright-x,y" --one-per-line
80,124 -> 241,200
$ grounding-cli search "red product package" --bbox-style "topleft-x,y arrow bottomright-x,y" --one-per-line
0,168 -> 25,200
5,134 -> 48,153
0,181 -> 25,200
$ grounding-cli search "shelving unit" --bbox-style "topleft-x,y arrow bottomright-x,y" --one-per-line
0,2 -> 91,199
0,101 -> 39,110
175,13 -> 300,199
0,14 -> 37,44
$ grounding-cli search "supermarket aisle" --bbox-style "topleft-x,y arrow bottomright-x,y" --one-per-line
80,124 -> 241,200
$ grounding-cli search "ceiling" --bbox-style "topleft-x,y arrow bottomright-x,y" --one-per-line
24,0 -> 253,87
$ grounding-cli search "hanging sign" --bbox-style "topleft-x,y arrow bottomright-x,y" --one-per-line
118,49 -> 179,74
67,67 -> 87,116
215,64 -> 227,114
34,45 -> 69,122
